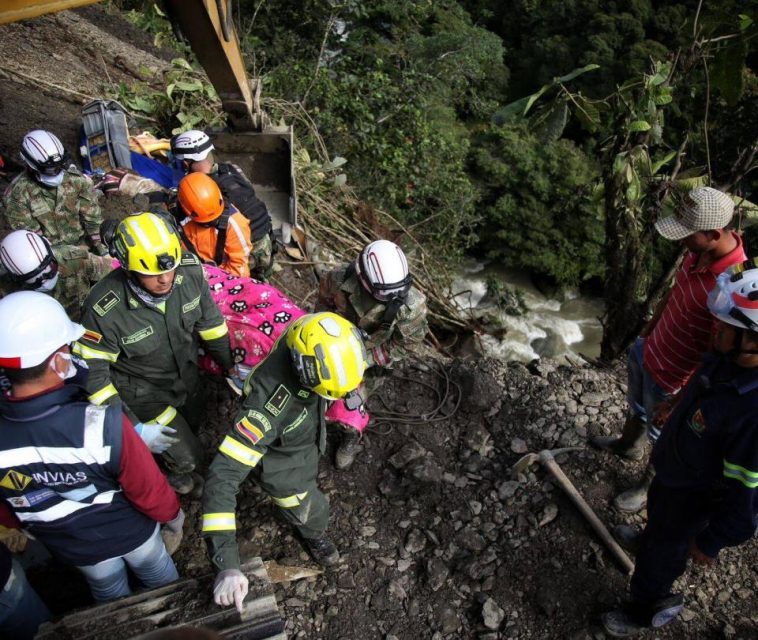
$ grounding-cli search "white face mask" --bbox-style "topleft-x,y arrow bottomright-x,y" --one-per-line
37,171 -> 65,187
50,352 -> 77,380
35,272 -> 59,292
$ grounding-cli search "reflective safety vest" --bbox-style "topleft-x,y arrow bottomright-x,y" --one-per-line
0,385 -> 155,566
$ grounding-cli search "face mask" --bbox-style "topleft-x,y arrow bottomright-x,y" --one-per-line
50,352 -> 77,380
37,171 -> 65,187
35,272 -> 59,292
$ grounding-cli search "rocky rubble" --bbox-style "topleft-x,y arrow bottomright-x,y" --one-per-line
176,356 -> 757,639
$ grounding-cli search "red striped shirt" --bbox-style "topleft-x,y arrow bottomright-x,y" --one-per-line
644,233 -> 746,392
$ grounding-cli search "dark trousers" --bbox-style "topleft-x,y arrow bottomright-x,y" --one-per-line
630,479 -> 713,604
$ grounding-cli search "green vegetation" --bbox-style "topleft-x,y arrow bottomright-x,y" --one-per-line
110,0 -> 758,352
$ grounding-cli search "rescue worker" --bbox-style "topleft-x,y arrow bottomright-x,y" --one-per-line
202,312 -> 367,611
176,173 -> 253,277
0,291 -> 183,603
0,228 -> 112,320
602,259 -> 758,636
590,187 -> 746,512
170,130 -> 274,280
73,212 -> 238,496
317,239 -> 429,469
2,131 -> 110,313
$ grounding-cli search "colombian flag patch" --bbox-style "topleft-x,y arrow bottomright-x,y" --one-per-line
235,417 -> 264,444
83,329 -> 103,344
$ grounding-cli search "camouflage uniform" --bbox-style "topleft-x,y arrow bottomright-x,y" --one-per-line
0,246 -> 112,322
2,167 -> 105,251
318,263 -> 428,392
202,337 -> 329,572
1,168 -> 110,319
73,253 -> 234,474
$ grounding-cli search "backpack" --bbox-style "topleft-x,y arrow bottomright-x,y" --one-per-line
213,163 -> 272,240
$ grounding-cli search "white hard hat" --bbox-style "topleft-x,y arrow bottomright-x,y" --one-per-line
170,130 -> 214,162
0,230 -> 59,291
0,291 -> 84,369
20,129 -> 69,181
355,240 -> 412,302
708,260 -> 758,332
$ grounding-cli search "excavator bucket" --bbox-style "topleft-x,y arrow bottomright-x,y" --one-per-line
211,123 -> 298,241
35,557 -> 286,639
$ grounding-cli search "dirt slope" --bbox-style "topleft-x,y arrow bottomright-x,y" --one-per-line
1,6 -> 757,640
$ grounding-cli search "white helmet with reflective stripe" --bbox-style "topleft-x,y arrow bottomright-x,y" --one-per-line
355,240 -> 412,302
20,130 -> 69,184
0,291 -> 84,369
170,130 -> 214,162
708,259 -> 758,331
0,230 -> 59,291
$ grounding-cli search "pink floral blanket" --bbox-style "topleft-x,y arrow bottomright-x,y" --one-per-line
200,265 -> 368,432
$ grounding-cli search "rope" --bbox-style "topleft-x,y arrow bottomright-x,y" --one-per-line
366,361 -> 461,435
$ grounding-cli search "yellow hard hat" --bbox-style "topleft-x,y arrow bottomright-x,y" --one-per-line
113,212 -> 181,275
286,312 -> 367,399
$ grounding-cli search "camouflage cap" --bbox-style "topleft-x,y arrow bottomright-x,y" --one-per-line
655,187 -> 735,240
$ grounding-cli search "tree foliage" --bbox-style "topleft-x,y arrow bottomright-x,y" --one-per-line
470,123 -> 603,287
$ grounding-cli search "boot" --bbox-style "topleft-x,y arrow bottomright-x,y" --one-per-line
590,415 -> 647,461
602,594 -> 683,637
303,536 -> 340,567
614,465 -> 655,513
167,472 -> 195,495
335,429 -> 362,470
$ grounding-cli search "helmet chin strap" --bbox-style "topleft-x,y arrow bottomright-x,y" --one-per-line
721,328 -> 758,359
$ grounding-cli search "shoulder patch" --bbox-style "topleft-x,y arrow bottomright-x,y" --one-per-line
82,329 -> 102,344
236,416 -> 265,444
121,326 -> 154,345
181,254 -> 200,266
93,290 -> 120,317
265,384 -> 291,416
248,410 -> 272,432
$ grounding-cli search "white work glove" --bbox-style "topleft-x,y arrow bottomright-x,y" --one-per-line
134,422 -> 180,454
213,569 -> 249,612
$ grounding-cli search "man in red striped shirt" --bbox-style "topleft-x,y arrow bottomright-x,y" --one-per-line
591,187 -> 746,512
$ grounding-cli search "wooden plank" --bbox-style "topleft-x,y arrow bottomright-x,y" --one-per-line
36,558 -> 286,640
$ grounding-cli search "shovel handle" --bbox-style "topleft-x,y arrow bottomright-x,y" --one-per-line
540,451 -> 635,575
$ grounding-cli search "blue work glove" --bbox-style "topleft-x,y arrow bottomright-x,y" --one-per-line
134,422 -> 180,454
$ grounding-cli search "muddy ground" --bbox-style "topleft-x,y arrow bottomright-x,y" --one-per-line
1,6 -> 757,640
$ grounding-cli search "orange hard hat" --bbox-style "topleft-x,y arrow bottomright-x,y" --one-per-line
178,173 -> 224,222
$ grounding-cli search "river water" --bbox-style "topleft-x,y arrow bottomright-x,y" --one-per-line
451,261 -> 605,363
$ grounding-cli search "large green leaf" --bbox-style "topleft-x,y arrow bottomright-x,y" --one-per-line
628,120 -> 651,132
711,38 -> 747,106
554,64 -> 600,84
533,101 -> 568,143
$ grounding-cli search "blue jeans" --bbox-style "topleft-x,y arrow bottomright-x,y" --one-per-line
77,524 -> 178,602
626,337 -> 672,442
0,558 -> 51,640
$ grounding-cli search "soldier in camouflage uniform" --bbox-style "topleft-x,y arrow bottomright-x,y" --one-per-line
202,313 -> 367,611
317,239 -> 429,469
0,230 -> 111,321
1,130 -> 109,317
74,213 -> 236,496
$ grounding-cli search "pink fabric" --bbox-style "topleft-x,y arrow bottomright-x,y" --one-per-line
200,265 -> 304,374
200,265 -> 368,431
324,397 -> 369,433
